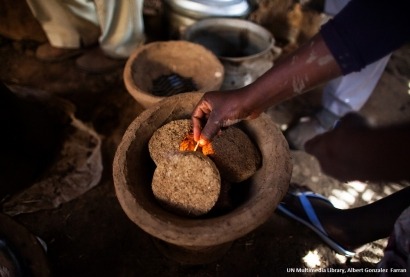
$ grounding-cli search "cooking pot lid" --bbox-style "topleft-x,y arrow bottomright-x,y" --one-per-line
165,0 -> 253,18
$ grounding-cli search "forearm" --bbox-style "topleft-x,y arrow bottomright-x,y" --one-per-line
239,33 -> 342,114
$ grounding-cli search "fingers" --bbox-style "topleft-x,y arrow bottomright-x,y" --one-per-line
192,112 -> 205,142
199,114 -> 222,144
191,95 -> 221,144
192,113 -> 222,145
191,90 -> 248,144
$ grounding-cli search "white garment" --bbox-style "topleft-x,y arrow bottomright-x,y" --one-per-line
322,0 -> 391,117
324,0 -> 351,16
322,54 -> 391,117
26,0 -> 145,58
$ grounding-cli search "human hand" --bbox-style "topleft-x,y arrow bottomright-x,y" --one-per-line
191,89 -> 261,145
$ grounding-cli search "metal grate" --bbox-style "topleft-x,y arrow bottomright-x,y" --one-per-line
151,74 -> 198,97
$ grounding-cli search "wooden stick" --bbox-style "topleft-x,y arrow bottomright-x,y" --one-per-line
193,141 -> 200,152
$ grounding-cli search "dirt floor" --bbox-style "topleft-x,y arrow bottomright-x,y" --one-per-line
1,1 -> 410,276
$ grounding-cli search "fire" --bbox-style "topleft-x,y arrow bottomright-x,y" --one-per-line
179,133 -> 214,155
179,133 -> 196,151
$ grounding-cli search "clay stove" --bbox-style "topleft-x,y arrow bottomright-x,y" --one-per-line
113,92 -> 292,264
123,41 -> 224,109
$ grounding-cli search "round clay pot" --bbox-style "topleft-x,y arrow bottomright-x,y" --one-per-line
123,41 -> 224,109
113,92 -> 292,264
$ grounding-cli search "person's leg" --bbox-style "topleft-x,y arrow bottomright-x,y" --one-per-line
96,0 -> 145,58
279,186 -> 410,251
76,0 -> 146,73
285,0 -> 391,150
26,0 -> 100,61
286,55 -> 391,150
322,0 -> 391,120
321,54 -> 391,120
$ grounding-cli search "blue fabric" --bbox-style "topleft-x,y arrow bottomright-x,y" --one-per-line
320,0 -> 410,74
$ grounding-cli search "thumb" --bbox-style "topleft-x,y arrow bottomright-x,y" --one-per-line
200,119 -> 221,144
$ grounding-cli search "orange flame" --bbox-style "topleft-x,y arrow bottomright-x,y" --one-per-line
179,133 -> 214,155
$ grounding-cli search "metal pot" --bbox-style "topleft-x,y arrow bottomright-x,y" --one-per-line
164,0 -> 254,38
183,18 -> 282,90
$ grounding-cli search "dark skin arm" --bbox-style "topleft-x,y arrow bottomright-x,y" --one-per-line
192,34 -> 410,183
192,33 -> 342,145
